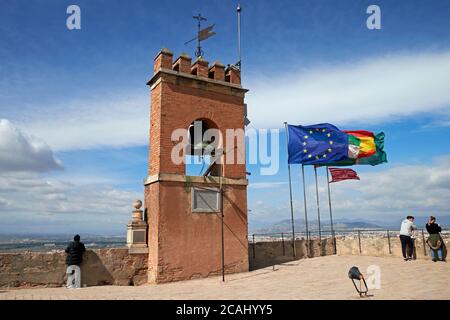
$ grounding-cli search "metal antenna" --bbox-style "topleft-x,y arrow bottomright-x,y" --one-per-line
236,4 -> 242,71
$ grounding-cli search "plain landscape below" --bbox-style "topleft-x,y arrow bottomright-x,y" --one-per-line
1,215 -> 449,252
0,234 -> 126,252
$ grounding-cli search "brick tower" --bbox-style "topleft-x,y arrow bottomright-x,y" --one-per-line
144,48 -> 249,283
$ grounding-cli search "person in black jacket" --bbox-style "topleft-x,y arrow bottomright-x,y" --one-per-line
65,234 -> 86,288
65,234 -> 86,265
426,216 -> 442,234
426,216 -> 447,262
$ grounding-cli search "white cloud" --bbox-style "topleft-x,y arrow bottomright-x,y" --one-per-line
335,156 -> 450,215
0,119 -> 63,172
14,91 -> 148,151
249,181 -> 288,189
421,110 -> 450,128
0,197 -> 8,209
248,156 -> 450,224
246,50 -> 450,128
0,171 -> 141,234
7,50 -> 450,151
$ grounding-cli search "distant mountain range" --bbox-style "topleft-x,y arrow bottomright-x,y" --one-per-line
250,218 -> 382,234
249,215 -> 450,234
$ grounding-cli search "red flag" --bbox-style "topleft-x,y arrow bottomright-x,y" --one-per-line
329,167 -> 360,183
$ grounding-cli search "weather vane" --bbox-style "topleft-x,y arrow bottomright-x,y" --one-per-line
184,14 -> 216,58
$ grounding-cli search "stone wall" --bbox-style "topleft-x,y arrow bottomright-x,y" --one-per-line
336,235 -> 449,260
3,235 -> 446,288
0,248 -> 147,288
249,239 -> 335,270
248,234 -> 449,270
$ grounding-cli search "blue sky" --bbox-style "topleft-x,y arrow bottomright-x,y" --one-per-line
1,0 -> 450,234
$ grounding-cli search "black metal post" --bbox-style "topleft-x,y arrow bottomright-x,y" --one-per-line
358,230 -> 362,254
325,167 -> 336,254
313,166 -> 322,247
284,122 -> 296,258
332,229 -> 337,255
301,165 -> 310,255
281,232 -> 285,256
308,231 -> 312,257
197,18 -> 201,57
387,230 -> 392,254
422,229 -> 427,256
220,161 -> 225,282
252,234 -> 255,259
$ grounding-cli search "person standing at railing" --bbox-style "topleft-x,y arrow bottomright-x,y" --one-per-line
426,216 -> 447,262
399,216 -> 417,261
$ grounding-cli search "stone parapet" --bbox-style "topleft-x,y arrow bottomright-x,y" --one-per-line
0,248 -> 148,288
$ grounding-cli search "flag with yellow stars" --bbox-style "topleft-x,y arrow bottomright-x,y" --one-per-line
287,123 -> 349,164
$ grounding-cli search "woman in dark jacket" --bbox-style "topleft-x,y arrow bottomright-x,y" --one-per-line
65,234 -> 86,266
426,216 -> 447,262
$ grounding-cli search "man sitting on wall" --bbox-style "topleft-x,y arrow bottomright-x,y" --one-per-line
65,234 -> 86,288
426,216 -> 447,262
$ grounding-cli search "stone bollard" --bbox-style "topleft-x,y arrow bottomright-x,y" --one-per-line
126,199 -> 148,254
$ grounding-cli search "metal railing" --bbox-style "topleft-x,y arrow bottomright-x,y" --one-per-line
249,228 -> 449,259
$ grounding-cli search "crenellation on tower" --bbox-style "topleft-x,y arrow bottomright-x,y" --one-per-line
208,60 -> 225,81
151,48 -> 242,86
172,52 -> 192,73
190,56 -> 209,77
225,64 -> 241,85
153,48 -> 173,74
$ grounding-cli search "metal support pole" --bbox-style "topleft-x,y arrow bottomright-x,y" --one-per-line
313,166 -> 322,247
301,165 -> 310,255
236,4 -> 242,71
358,230 -> 362,254
332,229 -> 336,255
387,230 -> 392,254
196,16 -> 202,57
422,229 -> 427,256
220,160 -> 225,282
325,167 -> 336,255
197,22 -> 201,57
281,232 -> 285,256
284,122 -> 296,258
308,231 -> 312,256
252,234 -> 255,259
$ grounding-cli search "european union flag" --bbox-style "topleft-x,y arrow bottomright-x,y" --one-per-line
287,123 -> 349,165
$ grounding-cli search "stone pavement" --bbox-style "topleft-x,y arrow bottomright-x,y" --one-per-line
1,255 -> 449,300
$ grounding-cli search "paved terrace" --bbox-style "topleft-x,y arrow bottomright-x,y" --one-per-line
1,255 -> 448,300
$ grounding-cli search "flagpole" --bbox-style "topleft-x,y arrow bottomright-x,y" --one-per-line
301,164 -> 310,256
284,122 -> 296,258
313,166 -> 322,249
326,166 -> 336,255
236,4 -> 242,71
220,152 -> 225,282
